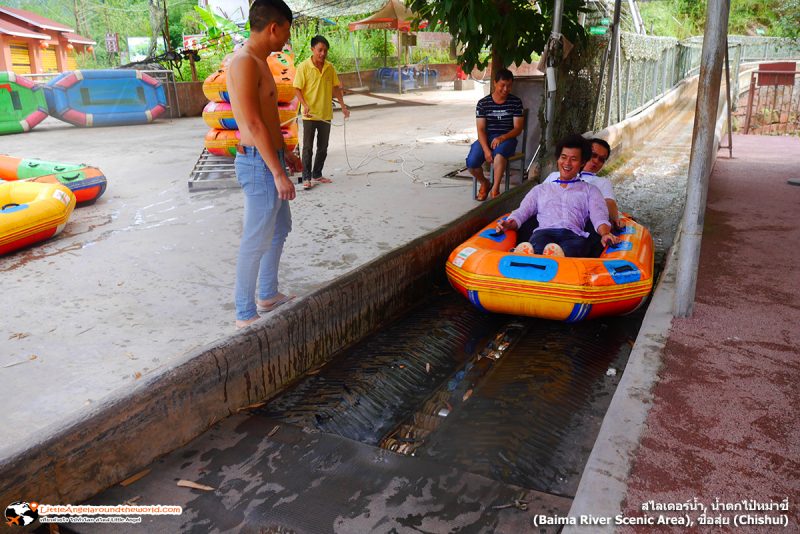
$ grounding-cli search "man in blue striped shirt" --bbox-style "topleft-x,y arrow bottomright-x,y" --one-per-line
466,68 -> 524,200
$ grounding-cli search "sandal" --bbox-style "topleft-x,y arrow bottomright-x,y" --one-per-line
257,294 -> 296,313
314,177 -> 333,183
476,180 -> 489,201
303,180 -> 314,190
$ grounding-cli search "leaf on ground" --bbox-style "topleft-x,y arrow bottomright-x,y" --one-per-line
3,355 -> 37,368
8,332 -> 31,340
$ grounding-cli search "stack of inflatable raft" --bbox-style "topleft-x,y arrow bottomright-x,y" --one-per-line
202,44 -> 299,156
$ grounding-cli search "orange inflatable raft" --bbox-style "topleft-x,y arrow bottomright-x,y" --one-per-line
202,69 -> 229,103
446,214 -> 655,321
202,100 -> 299,130
204,123 -> 298,157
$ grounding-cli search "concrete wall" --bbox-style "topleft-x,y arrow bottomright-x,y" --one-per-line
172,81 -> 207,117
0,187 -> 532,508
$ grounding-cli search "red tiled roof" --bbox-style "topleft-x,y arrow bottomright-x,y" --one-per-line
0,17 -> 48,39
62,31 -> 96,45
0,5 -> 74,32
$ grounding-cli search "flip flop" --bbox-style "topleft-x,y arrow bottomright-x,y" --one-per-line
257,294 -> 296,313
476,180 -> 489,201
303,180 -> 314,190
314,177 -> 333,183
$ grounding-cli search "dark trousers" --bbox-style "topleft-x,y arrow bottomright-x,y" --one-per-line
530,228 -> 592,257
516,217 -> 539,244
519,219 -> 604,257
301,119 -> 332,180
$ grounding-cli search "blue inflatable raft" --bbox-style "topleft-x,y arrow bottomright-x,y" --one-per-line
45,70 -> 167,127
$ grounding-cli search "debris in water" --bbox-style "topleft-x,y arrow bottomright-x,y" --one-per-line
237,401 -> 266,412
462,389 -> 473,401
268,425 -> 280,437
119,469 -> 151,487
177,479 -> 215,491
606,367 -> 617,376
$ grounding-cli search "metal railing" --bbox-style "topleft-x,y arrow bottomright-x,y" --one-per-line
740,68 -> 800,135
591,35 -> 799,130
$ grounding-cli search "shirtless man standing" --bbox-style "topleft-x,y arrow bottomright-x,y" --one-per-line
228,0 -> 302,329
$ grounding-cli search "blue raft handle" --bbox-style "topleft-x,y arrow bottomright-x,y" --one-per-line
508,261 -> 546,270
2,203 -> 21,211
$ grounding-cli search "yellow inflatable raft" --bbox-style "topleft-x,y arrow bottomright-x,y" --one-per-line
446,214 -> 655,321
0,181 -> 76,255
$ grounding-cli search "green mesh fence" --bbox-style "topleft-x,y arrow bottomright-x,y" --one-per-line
545,32 -> 787,145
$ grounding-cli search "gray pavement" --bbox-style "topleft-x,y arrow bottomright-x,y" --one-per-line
0,85 -> 489,457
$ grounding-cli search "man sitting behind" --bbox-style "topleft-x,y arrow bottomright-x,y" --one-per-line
496,134 -> 619,257
466,68 -> 524,201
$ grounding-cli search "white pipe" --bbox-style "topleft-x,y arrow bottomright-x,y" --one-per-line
674,0 -> 730,317
544,0 -> 565,152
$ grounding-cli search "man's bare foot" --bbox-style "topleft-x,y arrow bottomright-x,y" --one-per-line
235,315 -> 260,330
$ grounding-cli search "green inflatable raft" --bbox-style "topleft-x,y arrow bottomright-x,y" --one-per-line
1,71 -> 49,135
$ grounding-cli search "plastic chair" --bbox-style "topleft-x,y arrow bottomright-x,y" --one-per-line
472,108 -> 529,199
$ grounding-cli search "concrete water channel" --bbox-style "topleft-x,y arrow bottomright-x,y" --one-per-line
57,78 -> 702,532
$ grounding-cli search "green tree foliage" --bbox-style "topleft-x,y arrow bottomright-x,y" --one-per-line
639,0 -> 800,38
405,0 -> 587,71
291,17 -> 402,71
775,0 -> 800,38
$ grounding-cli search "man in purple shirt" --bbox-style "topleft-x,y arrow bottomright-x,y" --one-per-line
496,134 -> 619,257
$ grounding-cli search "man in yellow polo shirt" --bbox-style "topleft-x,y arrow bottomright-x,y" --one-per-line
293,35 -> 350,190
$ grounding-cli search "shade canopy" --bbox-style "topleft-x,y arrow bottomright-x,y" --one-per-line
347,0 -> 426,32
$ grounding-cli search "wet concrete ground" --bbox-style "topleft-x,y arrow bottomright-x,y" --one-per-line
0,86 -> 488,455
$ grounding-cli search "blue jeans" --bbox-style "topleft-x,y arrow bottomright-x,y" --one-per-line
465,134 -> 518,169
531,228 -> 591,257
234,147 -> 292,321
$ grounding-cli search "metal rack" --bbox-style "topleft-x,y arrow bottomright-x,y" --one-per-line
187,149 -> 237,190
140,69 -> 180,118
